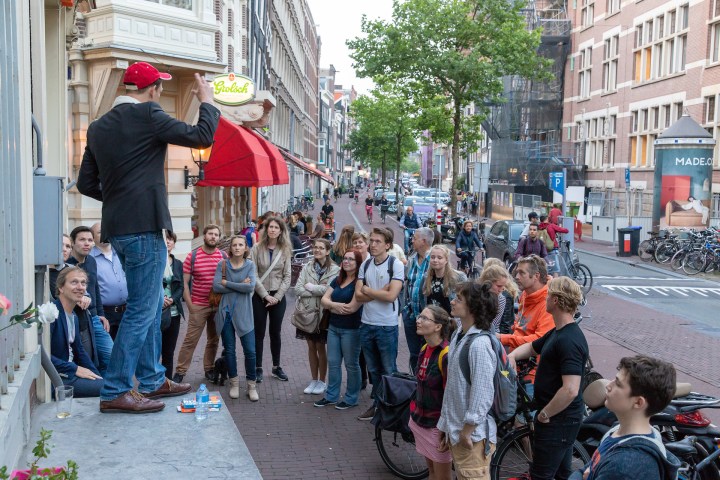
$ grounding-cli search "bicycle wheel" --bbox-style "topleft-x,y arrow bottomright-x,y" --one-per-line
654,241 -> 676,263
683,252 -> 707,275
573,264 -> 593,295
375,427 -> 429,480
670,249 -> 689,271
638,240 -> 654,262
491,427 -> 591,480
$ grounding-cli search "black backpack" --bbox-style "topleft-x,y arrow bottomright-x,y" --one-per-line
362,255 -> 398,311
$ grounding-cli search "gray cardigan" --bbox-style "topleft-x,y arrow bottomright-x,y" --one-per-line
212,259 -> 257,337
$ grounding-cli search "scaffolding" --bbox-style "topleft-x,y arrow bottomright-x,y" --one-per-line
483,0 -> 584,186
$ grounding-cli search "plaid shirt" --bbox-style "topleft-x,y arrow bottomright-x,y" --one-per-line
403,251 -> 430,319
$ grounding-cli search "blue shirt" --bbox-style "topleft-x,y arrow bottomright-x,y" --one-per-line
404,251 -> 430,319
90,246 -> 128,306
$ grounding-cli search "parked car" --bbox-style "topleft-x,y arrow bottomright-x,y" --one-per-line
484,220 -> 525,267
397,196 -> 434,222
385,192 -> 401,213
373,188 -> 389,205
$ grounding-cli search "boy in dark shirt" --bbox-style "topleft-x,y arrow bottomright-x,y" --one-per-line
508,276 -> 588,480
571,355 -> 680,480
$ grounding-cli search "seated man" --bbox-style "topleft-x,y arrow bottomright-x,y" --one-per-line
51,266 -> 104,397
571,355 -> 680,480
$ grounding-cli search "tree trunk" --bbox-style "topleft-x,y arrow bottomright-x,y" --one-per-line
381,150 -> 387,187
450,100 -> 462,217
395,133 -> 402,198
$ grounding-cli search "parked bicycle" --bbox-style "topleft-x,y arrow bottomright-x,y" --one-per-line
638,229 -> 671,262
557,236 -> 593,295
682,241 -> 720,275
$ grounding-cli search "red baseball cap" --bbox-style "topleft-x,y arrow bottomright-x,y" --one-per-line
123,62 -> 172,90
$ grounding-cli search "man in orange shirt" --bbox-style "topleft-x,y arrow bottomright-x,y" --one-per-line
497,255 -> 554,395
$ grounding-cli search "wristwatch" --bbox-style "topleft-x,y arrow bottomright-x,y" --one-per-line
538,410 -> 550,423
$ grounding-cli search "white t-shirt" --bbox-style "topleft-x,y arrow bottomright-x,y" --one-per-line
358,254 -> 405,327
388,243 -> 407,263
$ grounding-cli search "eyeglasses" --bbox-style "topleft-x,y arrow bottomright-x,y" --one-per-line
416,314 -> 436,323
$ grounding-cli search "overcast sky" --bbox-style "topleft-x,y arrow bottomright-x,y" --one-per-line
305,0 -> 393,95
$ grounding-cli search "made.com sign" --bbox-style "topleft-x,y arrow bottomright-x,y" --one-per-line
212,73 -> 255,106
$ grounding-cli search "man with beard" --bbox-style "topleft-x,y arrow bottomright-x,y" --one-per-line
173,224 -> 227,383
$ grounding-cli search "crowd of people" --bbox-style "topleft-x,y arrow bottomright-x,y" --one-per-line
63,62 -> 679,479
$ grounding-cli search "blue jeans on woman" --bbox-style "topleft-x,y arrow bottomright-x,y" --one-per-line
220,314 -> 257,381
325,325 -> 362,405
101,231 -> 166,401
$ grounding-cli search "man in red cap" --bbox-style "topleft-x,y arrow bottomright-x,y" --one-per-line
78,62 -> 220,414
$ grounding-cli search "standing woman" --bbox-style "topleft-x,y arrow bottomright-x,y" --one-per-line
161,231 -> 184,379
352,232 -> 370,262
424,245 -> 467,315
315,249 -> 364,409
293,238 -> 340,395
250,216 -> 293,383
212,235 -> 258,401
408,305 -> 455,480
330,225 -> 355,264
479,264 -> 518,335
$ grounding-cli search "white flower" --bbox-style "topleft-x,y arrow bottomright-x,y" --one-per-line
37,302 -> 60,325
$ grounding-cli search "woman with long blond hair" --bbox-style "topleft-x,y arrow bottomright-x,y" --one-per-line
250,216 -> 293,382
330,225 -> 355,264
423,245 -> 467,315
481,259 -> 518,334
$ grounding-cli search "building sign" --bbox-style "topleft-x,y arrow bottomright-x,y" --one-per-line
212,73 -> 255,106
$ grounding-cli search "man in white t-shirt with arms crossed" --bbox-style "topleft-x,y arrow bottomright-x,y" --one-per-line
355,227 -> 405,421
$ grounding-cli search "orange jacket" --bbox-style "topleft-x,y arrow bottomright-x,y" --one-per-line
500,283 -> 554,381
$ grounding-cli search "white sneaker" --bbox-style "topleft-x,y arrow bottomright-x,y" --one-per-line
304,380 -> 318,394
312,380 -> 327,395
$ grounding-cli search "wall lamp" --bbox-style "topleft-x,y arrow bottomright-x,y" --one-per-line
184,149 -> 207,189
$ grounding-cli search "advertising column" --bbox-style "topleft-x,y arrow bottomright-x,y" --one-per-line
652,115 -> 715,231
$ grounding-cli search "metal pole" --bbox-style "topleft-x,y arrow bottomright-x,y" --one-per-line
562,167 -> 567,217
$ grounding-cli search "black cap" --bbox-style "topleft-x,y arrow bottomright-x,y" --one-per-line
528,212 -> 539,220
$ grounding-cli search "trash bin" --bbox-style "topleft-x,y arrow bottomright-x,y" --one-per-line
617,226 -> 642,257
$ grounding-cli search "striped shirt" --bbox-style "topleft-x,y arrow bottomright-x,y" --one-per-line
183,248 -> 226,306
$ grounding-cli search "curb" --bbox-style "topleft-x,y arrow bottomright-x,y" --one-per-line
576,248 -> 690,279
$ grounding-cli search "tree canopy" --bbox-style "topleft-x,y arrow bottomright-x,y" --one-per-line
348,0 -> 550,214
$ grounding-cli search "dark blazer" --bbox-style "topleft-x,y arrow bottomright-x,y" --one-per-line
77,100 -> 220,242
162,254 -> 184,328
50,299 -> 101,381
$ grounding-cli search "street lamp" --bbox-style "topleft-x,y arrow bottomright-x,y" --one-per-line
184,148 -> 207,189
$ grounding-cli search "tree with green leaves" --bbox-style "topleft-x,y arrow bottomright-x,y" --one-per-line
348,0 -> 550,215
345,87 -> 417,194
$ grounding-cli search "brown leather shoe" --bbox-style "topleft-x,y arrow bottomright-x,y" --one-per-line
142,378 -> 192,399
100,390 -> 165,414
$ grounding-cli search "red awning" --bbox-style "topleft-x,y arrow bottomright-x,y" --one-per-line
245,129 -> 289,186
197,117 -> 275,187
279,149 -> 335,184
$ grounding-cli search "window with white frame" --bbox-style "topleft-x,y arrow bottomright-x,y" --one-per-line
579,47 -> 592,98
633,5 -> 689,83
144,0 -> 193,9
582,114 -> 617,168
603,35 -> 619,92
706,96 -> 716,124
607,0 -> 620,15
581,0 -> 594,27
630,106 -> 665,167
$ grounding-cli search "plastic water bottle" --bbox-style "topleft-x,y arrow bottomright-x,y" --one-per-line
195,383 -> 209,421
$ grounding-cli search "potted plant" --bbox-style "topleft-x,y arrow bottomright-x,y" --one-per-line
1,429 -> 78,479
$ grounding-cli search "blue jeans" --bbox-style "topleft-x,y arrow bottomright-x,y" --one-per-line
404,229 -> 416,253
92,315 -> 114,376
531,416 -> 582,480
359,323 -> 398,401
65,376 -> 104,398
326,325 -> 362,405
401,310 -> 423,373
220,314 -> 257,381
101,232 -> 166,400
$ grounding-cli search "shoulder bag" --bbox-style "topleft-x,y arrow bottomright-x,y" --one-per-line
208,260 -> 226,309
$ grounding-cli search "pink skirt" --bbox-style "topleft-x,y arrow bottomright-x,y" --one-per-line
408,417 -> 453,464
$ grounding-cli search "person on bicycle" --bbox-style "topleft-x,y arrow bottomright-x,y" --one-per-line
364,194 -> 374,224
499,255 -> 554,396
304,187 -> 313,204
379,195 -> 389,223
321,198 -> 334,218
333,186 -> 339,202
399,206 -> 421,254
514,223 -> 548,260
507,277 -> 589,480
408,305 -> 455,480
353,186 -> 360,203
455,220 -> 484,274
538,214 -> 568,277
437,282 -> 499,476
571,356 -> 680,480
